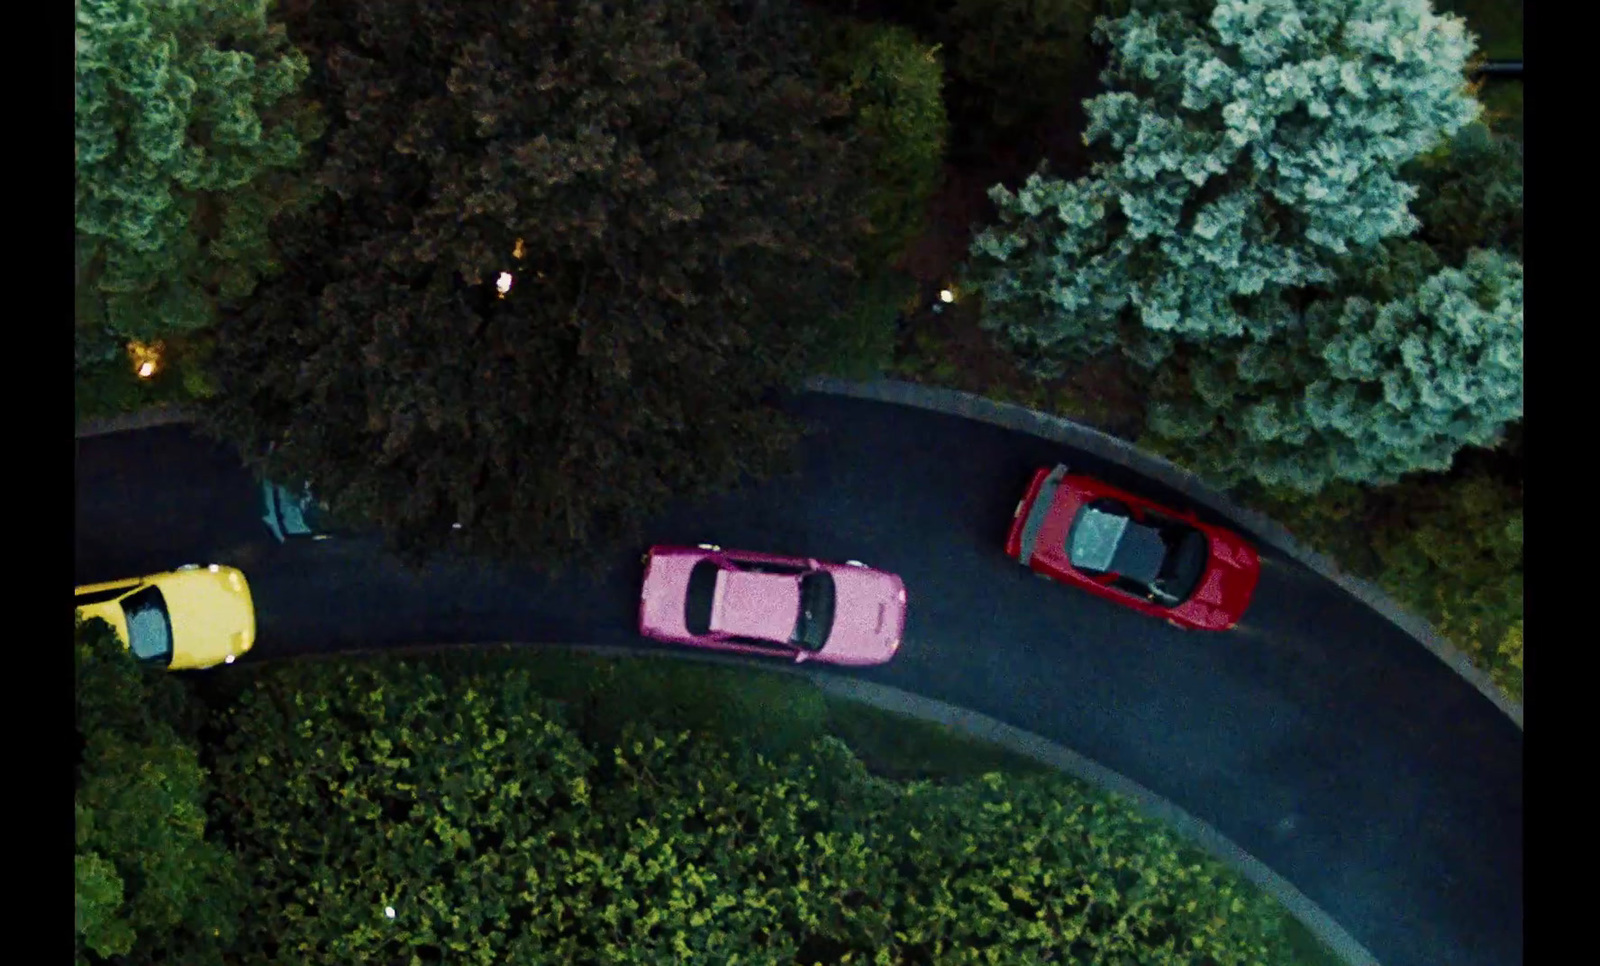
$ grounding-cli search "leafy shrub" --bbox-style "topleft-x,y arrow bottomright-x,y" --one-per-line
207,654 -> 1308,963
807,270 -> 919,379
820,17 -> 950,273
75,619 -> 240,965
1405,120 -> 1523,263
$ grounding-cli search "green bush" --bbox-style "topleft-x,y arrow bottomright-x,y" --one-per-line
75,619 -> 240,965
807,270 -> 918,380
819,18 -> 949,273
206,653 -> 1309,963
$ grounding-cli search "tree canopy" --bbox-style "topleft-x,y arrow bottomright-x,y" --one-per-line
75,0 -> 320,380
75,619 -> 240,966
1144,245 -> 1522,491
202,0 -> 871,567
961,0 -> 1521,493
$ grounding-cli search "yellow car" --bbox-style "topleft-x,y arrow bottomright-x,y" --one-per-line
74,565 -> 256,670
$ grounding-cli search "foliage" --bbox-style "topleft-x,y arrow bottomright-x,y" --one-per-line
74,619 -> 239,965
1404,121 -> 1523,263
75,0 -> 321,404
1433,0 -> 1523,59
1372,468 -> 1522,699
207,653 -> 1307,963
202,0 -> 868,570
819,17 -> 949,273
938,0 -> 1106,136
967,0 -> 1483,376
807,270 -> 918,379
1145,246 -> 1522,492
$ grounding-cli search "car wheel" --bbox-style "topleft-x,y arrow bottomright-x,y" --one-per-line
697,543 -> 721,552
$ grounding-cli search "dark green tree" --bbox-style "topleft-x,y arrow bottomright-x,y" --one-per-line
203,0 -> 869,568
938,0 -> 1105,137
75,0 -> 320,412
807,16 -> 949,379
1404,120 -> 1523,264
75,619 -> 241,965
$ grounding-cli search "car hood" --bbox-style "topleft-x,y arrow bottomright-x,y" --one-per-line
159,569 -> 256,669
818,568 -> 906,665
1183,538 -> 1260,628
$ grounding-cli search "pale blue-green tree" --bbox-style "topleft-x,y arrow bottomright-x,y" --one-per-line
1144,246 -> 1522,492
967,0 -> 1483,375
75,0 -> 320,375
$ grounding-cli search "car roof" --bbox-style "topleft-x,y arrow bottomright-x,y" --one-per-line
1109,521 -> 1167,585
711,570 -> 800,642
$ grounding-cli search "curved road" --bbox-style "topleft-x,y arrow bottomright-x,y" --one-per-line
75,393 -> 1521,966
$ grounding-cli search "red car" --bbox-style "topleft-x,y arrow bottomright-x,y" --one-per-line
639,544 -> 907,666
1006,464 -> 1260,630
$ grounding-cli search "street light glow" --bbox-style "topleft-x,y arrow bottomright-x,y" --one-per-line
127,340 -> 163,379
938,289 -> 955,303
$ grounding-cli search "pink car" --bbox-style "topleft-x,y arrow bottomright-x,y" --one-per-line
638,544 -> 907,666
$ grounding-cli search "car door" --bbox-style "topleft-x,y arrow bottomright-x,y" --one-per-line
708,634 -> 800,660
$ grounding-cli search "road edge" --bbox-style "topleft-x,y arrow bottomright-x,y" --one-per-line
804,375 -> 1523,729
237,640 -> 1380,966
75,404 -> 197,439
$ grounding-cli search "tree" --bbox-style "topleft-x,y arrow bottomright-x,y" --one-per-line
938,0 -> 1105,138
966,0 -> 1482,376
1404,119 -> 1523,264
75,619 -> 241,965
806,17 -> 948,379
818,18 -> 948,275
202,0 -> 869,568
75,0 -> 321,401
1144,245 -> 1521,492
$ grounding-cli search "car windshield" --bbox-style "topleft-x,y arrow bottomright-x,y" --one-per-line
1067,499 -> 1132,573
120,585 -> 173,667
684,560 -> 719,636
789,571 -> 836,652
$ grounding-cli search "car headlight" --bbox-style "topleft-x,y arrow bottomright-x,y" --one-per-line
228,571 -> 245,592
224,654 -> 236,664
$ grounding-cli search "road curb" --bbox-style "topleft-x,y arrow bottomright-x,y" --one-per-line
804,376 -> 1523,730
75,405 -> 197,439
234,640 -> 1378,966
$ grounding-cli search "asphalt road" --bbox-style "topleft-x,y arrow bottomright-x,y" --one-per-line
74,394 -> 1522,966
